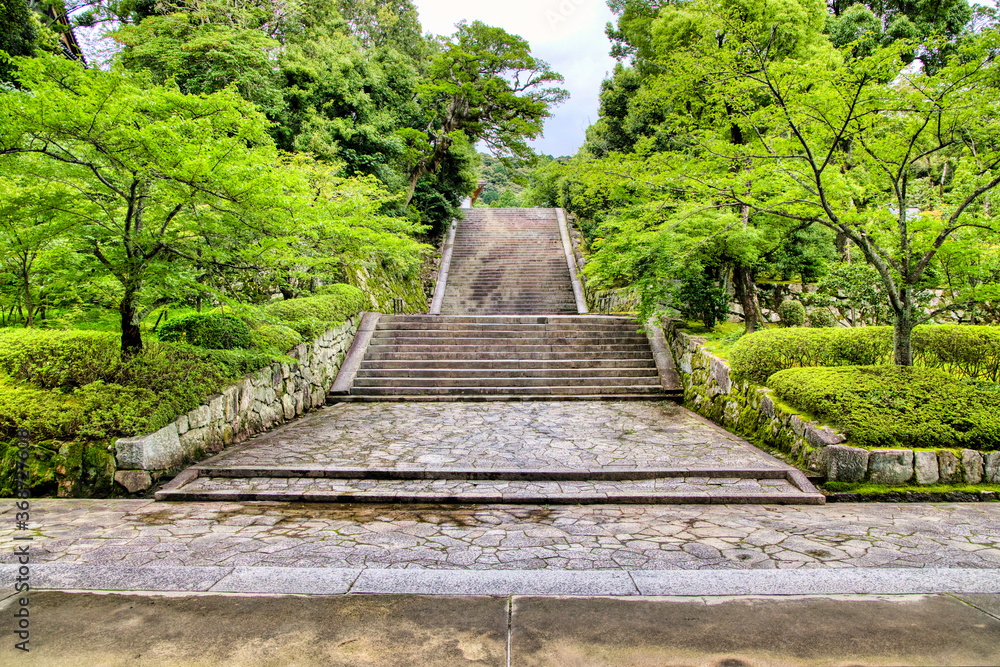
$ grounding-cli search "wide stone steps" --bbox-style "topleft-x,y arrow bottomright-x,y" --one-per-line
352,376 -> 660,388
363,359 -> 657,370
337,312 -> 678,402
355,368 -> 659,379
157,474 -> 814,504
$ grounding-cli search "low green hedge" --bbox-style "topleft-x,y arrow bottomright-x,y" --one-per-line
158,313 -> 253,350
0,330 -> 276,440
249,323 -> 303,353
264,285 -> 366,338
768,366 -> 1000,450
730,325 -> 1000,384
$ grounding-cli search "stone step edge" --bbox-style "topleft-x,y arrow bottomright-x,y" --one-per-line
192,467 -> 791,481
156,489 -> 824,505
327,393 -> 681,403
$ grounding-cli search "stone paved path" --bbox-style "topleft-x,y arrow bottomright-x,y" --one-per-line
7,500 -> 999,571
197,401 -> 785,472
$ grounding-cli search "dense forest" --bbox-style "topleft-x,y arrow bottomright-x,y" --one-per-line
0,0 -> 567,351
529,0 -> 1000,364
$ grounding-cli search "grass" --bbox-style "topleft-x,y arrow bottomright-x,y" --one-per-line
822,481 -> 1000,496
680,320 -> 777,360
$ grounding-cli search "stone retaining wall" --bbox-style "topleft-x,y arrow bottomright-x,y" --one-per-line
112,317 -> 360,492
664,320 -> 1000,487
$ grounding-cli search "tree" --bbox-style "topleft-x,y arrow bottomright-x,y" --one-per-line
671,25 -> 1000,363
400,21 -> 568,206
0,54 -> 422,353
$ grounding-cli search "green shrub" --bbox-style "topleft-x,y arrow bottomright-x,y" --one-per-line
777,300 -> 806,327
0,330 -> 121,389
264,285 -> 366,338
768,366 -> 1000,450
158,313 -> 253,350
731,324 -> 1000,384
250,323 -> 303,352
0,330 -> 283,441
808,307 -> 837,328
911,325 -> 1000,382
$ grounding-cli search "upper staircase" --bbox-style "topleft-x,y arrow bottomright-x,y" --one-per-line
330,207 -> 682,403
440,208 -> 578,315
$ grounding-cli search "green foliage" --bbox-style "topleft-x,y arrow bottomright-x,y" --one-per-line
249,323 -> 303,353
808,307 -> 837,328
263,285 -> 366,338
777,300 -> 806,327
403,20 -> 568,206
675,272 -> 729,329
158,313 -> 252,350
730,324 -> 1000,383
815,263 -> 893,326
768,365 -> 1000,450
0,0 -> 37,82
0,329 -> 274,440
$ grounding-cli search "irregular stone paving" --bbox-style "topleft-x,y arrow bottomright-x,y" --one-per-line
173,475 -> 799,501
5,500 -> 999,571
198,401 -> 784,471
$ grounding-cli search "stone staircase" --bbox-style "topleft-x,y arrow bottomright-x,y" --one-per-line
441,208 -> 577,315
156,207 -> 825,504
335,314 -> 678,402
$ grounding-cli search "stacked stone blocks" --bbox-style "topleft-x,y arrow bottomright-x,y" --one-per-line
113,317 -> 359,490
665,320 -> 1000,487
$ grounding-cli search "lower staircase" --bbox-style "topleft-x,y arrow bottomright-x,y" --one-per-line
332,314 -> 680,402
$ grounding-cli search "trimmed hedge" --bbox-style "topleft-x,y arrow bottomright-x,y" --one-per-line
0,330 -> 275,440
249,323 -> 303,353
730,325 -> 1000,384
158,313 -> 253,350
264,285 -> 366,338
768,366 -> 1000,450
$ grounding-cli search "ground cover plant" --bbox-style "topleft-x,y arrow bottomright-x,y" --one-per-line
768,366 -> 1000,450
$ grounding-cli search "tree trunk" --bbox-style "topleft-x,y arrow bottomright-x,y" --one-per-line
120,293 -> 143,356
892,291 -> 914,366
732,264 -> 764,334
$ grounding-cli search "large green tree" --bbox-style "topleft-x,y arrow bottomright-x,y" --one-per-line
0,54 -> 421,353
400,21 -> 568,206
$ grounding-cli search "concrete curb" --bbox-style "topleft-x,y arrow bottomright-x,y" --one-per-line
328,312 -> 380,397
556,208 -> 588,314
5,564 -> 998,597
429,219 -> 458,315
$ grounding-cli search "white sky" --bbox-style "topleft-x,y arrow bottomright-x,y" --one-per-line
413,0 -> 617,157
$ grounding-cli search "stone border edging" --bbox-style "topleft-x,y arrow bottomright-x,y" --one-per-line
112,317 -> 361,490
664,320 -> 1000,488
556,208 -> 589,314
5,563 -> 999,597
429,218 -> 457,315
329,312 -> 380,396
644,317 -> 682,394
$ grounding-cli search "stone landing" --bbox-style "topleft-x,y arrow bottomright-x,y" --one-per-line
156,401 -> 823,504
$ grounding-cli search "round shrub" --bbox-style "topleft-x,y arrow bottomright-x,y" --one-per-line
768,365 -> 1000,450
777,300 -> 806,327
158,313 -> 253,350
808,307 -> 837,328
250,323 -> 303,353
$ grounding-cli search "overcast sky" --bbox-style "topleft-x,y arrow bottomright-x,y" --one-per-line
414,0 -> 617,157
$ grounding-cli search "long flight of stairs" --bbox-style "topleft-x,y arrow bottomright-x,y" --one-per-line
441,208 -> 578,314
339,314 -> 678,402
156,208 -> 828,505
